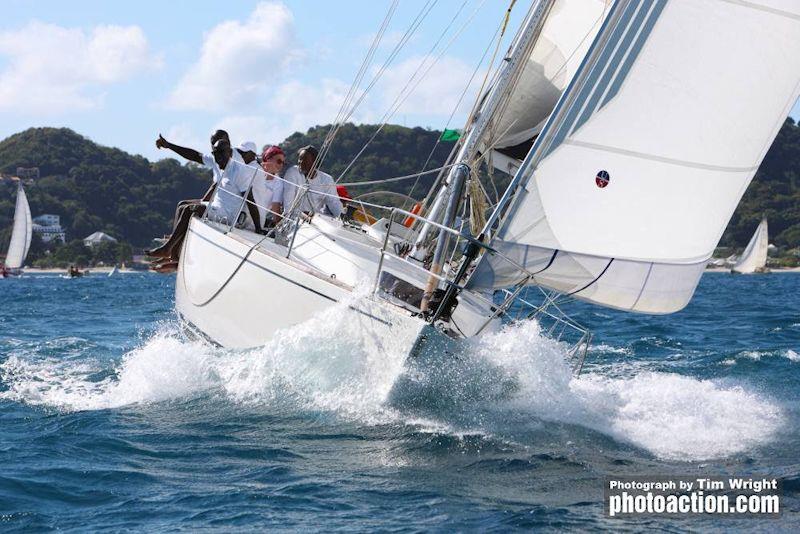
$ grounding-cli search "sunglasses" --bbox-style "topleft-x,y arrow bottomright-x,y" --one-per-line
270,158 -> 285,165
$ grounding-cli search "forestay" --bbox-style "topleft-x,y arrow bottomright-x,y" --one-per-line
468,0 -> 800,313
6,182 -> 33,269
732,218 -> 769,274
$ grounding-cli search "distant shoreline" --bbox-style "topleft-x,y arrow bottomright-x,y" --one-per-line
22,267 -> 143,274
704,267 -> 800,273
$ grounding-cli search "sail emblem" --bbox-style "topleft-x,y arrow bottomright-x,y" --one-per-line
595,170 -> 610,188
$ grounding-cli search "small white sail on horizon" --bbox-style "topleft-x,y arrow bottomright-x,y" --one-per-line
4,181 -> 33,270
732,218 -> 769,274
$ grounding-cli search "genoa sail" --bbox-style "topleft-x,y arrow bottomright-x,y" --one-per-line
732,218 -> 769,274
5,182 -> 33,269
468,0 -> 800,313
483,0 -> 611,175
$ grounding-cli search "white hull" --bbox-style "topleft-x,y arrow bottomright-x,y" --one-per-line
175,217 -> 428,355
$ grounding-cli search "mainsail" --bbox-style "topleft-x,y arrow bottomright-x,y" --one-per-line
732,218 -> 769,274
468,0 -> 800,313
5,182 -> 33,269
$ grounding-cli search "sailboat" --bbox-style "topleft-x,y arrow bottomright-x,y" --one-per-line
175,0 -> 800,365
2,181 -> 33,277
732,218 -> 769,274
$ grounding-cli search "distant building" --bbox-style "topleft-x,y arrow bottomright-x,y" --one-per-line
83,231 -> 118,248
32,214 -> 66,243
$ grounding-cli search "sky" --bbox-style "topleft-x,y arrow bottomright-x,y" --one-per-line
1,0 -> 799,162
0,0 -> 530,161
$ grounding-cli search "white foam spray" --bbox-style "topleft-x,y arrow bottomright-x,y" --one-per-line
0,305 -> 784,461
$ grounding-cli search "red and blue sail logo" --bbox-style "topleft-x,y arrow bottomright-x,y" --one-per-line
595,170 -> 610,188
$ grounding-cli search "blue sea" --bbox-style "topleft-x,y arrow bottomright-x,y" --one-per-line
1,272 -> 799,531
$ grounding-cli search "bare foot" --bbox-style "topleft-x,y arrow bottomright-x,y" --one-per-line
146,247 -> 172,259
152,260 -> 178,274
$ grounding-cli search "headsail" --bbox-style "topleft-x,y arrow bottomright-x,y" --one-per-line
482,0 -> 611,174
5,182 -> 33,269
468,0 -> 800,313
732,218 -> 769,274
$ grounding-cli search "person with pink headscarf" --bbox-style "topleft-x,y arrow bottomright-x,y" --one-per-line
252,145 -> 286,227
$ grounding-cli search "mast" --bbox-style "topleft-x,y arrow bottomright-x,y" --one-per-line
418,0 -> 556,313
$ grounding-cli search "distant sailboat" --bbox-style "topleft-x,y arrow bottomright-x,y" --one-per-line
108,265 -> 118,277
732,218 -> 769,274
2,181 -> 33,276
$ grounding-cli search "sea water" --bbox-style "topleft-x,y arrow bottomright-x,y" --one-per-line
0,272 -> 798,530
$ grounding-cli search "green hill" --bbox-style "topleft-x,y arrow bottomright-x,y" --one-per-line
1,120 -> 799,257
0,128 -> 208,247
720,118 -> 800,249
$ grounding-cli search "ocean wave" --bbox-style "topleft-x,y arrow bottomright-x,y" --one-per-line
0,298 -> 784,462
722,348 -> 800,364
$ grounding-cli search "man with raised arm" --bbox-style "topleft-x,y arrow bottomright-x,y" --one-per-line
146,134 -> 262,271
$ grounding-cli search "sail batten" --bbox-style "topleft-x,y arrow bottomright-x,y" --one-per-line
5,182 -> 33,270
469,0 -> 800,313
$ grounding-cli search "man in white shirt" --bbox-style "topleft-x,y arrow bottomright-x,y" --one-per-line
206,139 -> 262,225
147,130 -> 234,269
282,145 -> 343,218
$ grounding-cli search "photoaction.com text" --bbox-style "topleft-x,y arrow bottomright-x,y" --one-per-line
605,477 -> 781,517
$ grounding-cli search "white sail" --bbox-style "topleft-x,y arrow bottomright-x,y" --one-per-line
468,0 -> 800,314
5,182 -> 33,269
732,218 -> 769,274
484,0 -> 611,174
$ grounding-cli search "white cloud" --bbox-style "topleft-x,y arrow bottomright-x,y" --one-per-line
376,54 -> 477,119
161,1 -> 480,155
0,21 -> 161,114
167,2 -> 299,111
163,123 -> 205,152
212,115 -> 286,153
193,55 -> 475,152
208,78 -> 367,152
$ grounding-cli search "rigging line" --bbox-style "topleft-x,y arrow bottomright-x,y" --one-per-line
460,0 -> 517,139
334,0 -> 470,184
336,0 -> 437,126
413,0 -> 516,224
313,1 -> 434,185
564,258 -> 615,297
414,103 -> 518,228
336,0 -> 489,184
470,2 -> 541,154
317,1 -> 399,171
315,0 -> 439,173
317,0 -> 399,165
337,164 -> 455,187
184,228 -> 275,308
407,2 -> 509,207
337,0 -> 397,125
